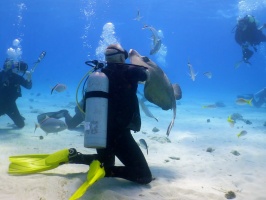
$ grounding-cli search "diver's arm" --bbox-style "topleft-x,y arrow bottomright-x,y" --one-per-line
127,65 -> 148,82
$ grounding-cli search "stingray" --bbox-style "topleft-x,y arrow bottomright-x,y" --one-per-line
129,49 -> 182,136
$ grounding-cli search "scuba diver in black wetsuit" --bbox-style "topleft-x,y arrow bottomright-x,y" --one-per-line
234,15 -> 266,64
0,59 -> 32,128
33,44 -> 152,184
68,43 -> 152,184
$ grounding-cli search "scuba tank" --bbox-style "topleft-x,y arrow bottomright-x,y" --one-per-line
84,61 -> 109,148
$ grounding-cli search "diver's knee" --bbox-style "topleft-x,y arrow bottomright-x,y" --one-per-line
15,116 -> 25,128
16,121 -> 25,128
137,175 -> 153,184
136,168 -> 153,184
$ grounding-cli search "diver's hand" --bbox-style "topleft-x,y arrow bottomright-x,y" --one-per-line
145,70 -> 150,82
25,71 -> 32,82
139,70 -> 150,84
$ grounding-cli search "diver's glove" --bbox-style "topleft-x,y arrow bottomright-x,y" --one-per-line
25,70 -> 32,82
145,70 -> 150,82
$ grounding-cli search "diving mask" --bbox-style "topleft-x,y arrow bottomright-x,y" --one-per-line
3,60 -> 28,73
105,47 -> 128,59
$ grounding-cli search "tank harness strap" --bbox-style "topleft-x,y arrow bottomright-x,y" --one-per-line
83,91 -> 109,111
85,91 -> 109,99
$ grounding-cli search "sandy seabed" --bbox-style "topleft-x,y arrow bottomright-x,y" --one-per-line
0,89 -> 266,200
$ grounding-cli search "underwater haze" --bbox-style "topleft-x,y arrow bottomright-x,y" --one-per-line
0,0 -> 265,96
1,0 -> 266,200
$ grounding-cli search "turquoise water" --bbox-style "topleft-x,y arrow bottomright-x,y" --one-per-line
0,1 -> 266,199
1,0 -> 265,95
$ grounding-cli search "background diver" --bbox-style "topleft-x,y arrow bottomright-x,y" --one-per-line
36,100 -> 85,130
0,59 -> 32,128
234,15 -> 266,64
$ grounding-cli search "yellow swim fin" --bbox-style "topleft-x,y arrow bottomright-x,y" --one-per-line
69,160 -> 105,200
8,149 -> 70,175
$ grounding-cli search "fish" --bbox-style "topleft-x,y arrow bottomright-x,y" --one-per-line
227,115 -> 235,127
187,61 -> 197,81
202,104 -> 217,108
236,98 -> 252,106
139,139 -> 148,155
203,72 -> 212,79
230,113 -> 243,121
237,130 -> 247,138
203,101 -> 226,108
215,101 -> 226,107
129,49 -> 176,136
34,116 -> 67,134
142,25 -> 162,55
234,60 -> 242,69
133,10 -> 143,21
51,83 -> 67,94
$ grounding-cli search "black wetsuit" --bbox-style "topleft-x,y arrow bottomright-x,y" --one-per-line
235,16 -> 266,46
71,63 -> 152,184
64,100 -> 85,129
0,70 -> 32,128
